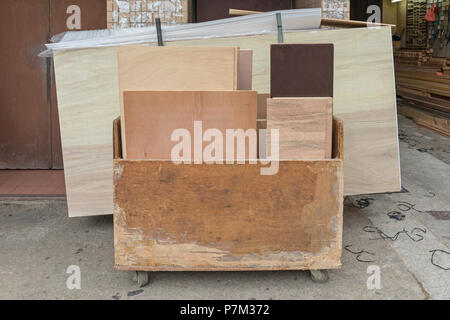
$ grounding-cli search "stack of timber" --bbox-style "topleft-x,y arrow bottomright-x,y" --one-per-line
395,53 -> 450,137
405,0 -> 428,48
52,13 -> 401,217
394,48 -> 434,67
267,43 -> 334,160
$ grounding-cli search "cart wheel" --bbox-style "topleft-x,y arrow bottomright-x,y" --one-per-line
132,271 -> 149,287
310,270 -> 329,283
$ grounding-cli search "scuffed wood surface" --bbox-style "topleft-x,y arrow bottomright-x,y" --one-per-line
53,47 -> 119,217
114,161 -> 343,271
114,160 -> 343,271
113,119 -> 343,271
267,97 -> 333,159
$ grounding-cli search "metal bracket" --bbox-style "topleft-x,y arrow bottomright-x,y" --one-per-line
155,18 -> 163,46
276,13 -> 284,43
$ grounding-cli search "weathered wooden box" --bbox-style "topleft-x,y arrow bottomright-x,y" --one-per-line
113,117 -> 344,271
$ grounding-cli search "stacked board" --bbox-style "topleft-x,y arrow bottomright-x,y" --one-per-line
122,91 -> 257,160
53,26 -> 401,217
117,46 -> 240,158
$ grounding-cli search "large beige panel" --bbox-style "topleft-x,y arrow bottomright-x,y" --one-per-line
53,47 -> 119,217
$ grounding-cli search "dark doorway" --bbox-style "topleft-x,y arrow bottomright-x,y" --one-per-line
350,0 -> 383,21
196,0 -> 294,22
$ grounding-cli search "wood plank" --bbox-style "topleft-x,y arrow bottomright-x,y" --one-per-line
53,27 -> 400,217
122,91 -> 257,160
118,46 -> 239,158
114,160 -> 343,271
257,93 -> 270,119
238,50 -> 253,90
267,97 -> 333,159
270,44 -> 334,98
398,103 -> 450,138
49,0 -> 107,169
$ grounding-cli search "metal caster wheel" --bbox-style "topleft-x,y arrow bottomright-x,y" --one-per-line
132,271 -> 149,287
310,270 -> 329,283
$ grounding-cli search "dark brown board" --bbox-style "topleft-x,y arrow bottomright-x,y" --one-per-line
270,44 -> 334,98
0,0 -> 50,168
196,0 -> 293,22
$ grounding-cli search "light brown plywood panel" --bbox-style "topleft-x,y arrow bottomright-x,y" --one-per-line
123,91 -> 257,160
117,46 -> 239,157
267,98 -> 332,159
53,27 -> 399,217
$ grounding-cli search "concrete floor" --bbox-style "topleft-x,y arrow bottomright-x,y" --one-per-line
0,115 -> 448,300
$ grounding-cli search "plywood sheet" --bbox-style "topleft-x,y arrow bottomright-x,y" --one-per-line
53,47 -> 119,217
238,50 -> 253,90
118,46 -> 239,158
267,97 -> 333,159
53,26 -> 400,217
123,91 -> 257,160
270,43 -> 334,97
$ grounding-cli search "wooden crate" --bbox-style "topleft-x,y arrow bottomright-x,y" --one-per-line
113,117 -> 344,271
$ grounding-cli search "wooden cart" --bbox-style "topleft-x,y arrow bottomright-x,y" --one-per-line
113,117 -> 344,286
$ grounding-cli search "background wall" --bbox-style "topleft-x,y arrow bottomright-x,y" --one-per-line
0,0 -> 106,169
107,0 -> 191,28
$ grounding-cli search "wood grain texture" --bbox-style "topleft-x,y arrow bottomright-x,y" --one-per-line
257,93 -> 270,119
53,27 -> 399,217
267,98 -> 333,159
118,46 -> 239,158
53,47 -> 119,217
270,44 -> 334,98
113,117 -> 343,271
123,91 -> 257,160
114,161 -> 343,271
237,50 -> 253,90
164,27 -> 401,195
